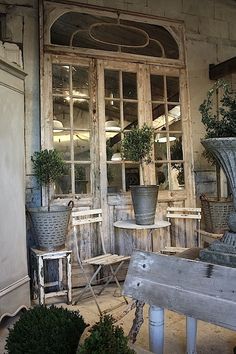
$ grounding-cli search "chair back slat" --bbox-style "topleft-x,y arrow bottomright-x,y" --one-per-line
72,208 -> 106,254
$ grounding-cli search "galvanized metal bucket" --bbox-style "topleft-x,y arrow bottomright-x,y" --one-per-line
29,205 -> 72,251
131,185 -> 159,225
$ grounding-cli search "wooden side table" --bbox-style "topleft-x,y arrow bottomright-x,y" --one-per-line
30,248 -> 72,305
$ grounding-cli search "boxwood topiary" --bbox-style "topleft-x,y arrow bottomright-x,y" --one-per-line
6,305 -> 87,354
79,314 -> 135,354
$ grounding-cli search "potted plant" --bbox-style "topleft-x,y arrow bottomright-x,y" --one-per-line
79,314 -> 135,354
6,305 -> 87,354
28,149 -> 72,250
121,124 -> 158,225
75,165 -> 88,194
199,79 -> 236,233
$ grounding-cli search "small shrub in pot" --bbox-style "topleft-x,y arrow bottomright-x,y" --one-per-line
79,314 -> 135,354
6,305 -> 87,354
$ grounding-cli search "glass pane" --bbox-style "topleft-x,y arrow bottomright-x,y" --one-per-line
75,164 -> 90,194
105,70 -> 120,98
123,72 -> 137,99
125,164 -> 140,191
55,165 -> 71,194
168,104 -> 181,130
52,64 -> 69,94
53,97 -> 70,129
72,66 -> 89,97
106,140 -> 121,161
107,164 -> 122,193
154,133 -> 167,160
123,102 -> 138,128
152,104 -> 166,130
73,99 -> 90,130
171,163 -> 184,189
170,135 -> 183,161
53,131 -> 71,161
105,100 -> 120,124
167,76 -> 179,102
151,75 -> 164,101
74,132 -> 90,161
156,163 -> 169,190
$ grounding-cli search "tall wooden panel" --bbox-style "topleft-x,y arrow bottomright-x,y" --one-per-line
0,59 -> 30,321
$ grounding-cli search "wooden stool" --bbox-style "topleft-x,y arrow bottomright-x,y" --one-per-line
31,248 -> 72,305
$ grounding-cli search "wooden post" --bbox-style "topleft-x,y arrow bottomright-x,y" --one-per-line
186,316 -> 197,354
149,306 -> 164,354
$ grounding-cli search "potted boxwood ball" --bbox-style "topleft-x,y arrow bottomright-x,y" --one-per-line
6,305 -> 87,354
121,123 -> 158,225
28,149 -> 72,250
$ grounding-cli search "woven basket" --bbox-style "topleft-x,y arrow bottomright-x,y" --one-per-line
29,205 -> 71,251
200,197 -> 234,234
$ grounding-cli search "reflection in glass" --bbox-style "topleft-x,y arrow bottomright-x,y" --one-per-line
125,164 -> 140,190
171,163 -> 184,189
167,105 -> 181,130
105,70 -> 120,98
53,131 -> 71,161
74,132 -> 90,161
154,134 -> 167,160
167,76 -> 179,102
152,103 -> 166,130
170,135 -> 183,160
123,72 -> 137,99
151,75 -> 164,101
156,163 -> 168,190
72,66 -> 89,97
55,164 -> 71,194
107,164 -> 122,193
53,97 -> 70,129
75,164 -> 90,194
123,102 -> 138,128
105,100 -> 120,123
52,64 -> 69,94
73,99 -> 90,130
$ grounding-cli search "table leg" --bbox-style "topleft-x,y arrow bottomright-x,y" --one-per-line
149,305 -> 164,354
186,316 -> 197,354
67,253 -> 72,304
38,255 -> 45,305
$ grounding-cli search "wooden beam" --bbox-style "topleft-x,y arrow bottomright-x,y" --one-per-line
209,57 -> 236,80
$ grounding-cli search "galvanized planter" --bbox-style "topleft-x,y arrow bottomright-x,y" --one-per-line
130,185 -> 159,225
29,205 -> 72,251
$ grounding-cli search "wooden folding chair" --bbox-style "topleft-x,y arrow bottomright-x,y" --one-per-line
72,208 -> 130,315
161,207 -> 201,254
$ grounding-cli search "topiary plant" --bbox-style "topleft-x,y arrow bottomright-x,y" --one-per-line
31,149 -> 65,211
199,80 -> 236,200
199,79 -> 236,139
79,314 -> 135,354
121,124 -> 154,185
6,305 -> 87,354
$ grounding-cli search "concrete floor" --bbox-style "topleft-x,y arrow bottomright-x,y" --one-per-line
0,285 -> 235,354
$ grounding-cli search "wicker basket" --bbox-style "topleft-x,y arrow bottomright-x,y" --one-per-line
200,197 -> 234,234
29,205 -> 71,251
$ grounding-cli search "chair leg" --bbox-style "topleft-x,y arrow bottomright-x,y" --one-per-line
74,265 -> 103,316
97,262 -> 129,305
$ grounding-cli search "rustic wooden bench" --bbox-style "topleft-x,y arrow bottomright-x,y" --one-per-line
123,250 -> 236,354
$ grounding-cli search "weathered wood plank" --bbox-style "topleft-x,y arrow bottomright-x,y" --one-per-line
123,251 -> 236,331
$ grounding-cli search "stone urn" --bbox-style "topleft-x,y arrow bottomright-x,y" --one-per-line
200,138 -> 236,266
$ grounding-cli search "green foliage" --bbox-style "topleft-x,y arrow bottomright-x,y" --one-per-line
6,305 -> 87,354
79,315 -> 135,354
31,149 -> 65,187
75,165 -> 86,180
121,124 -> 154,164
199,79 -> 236,139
